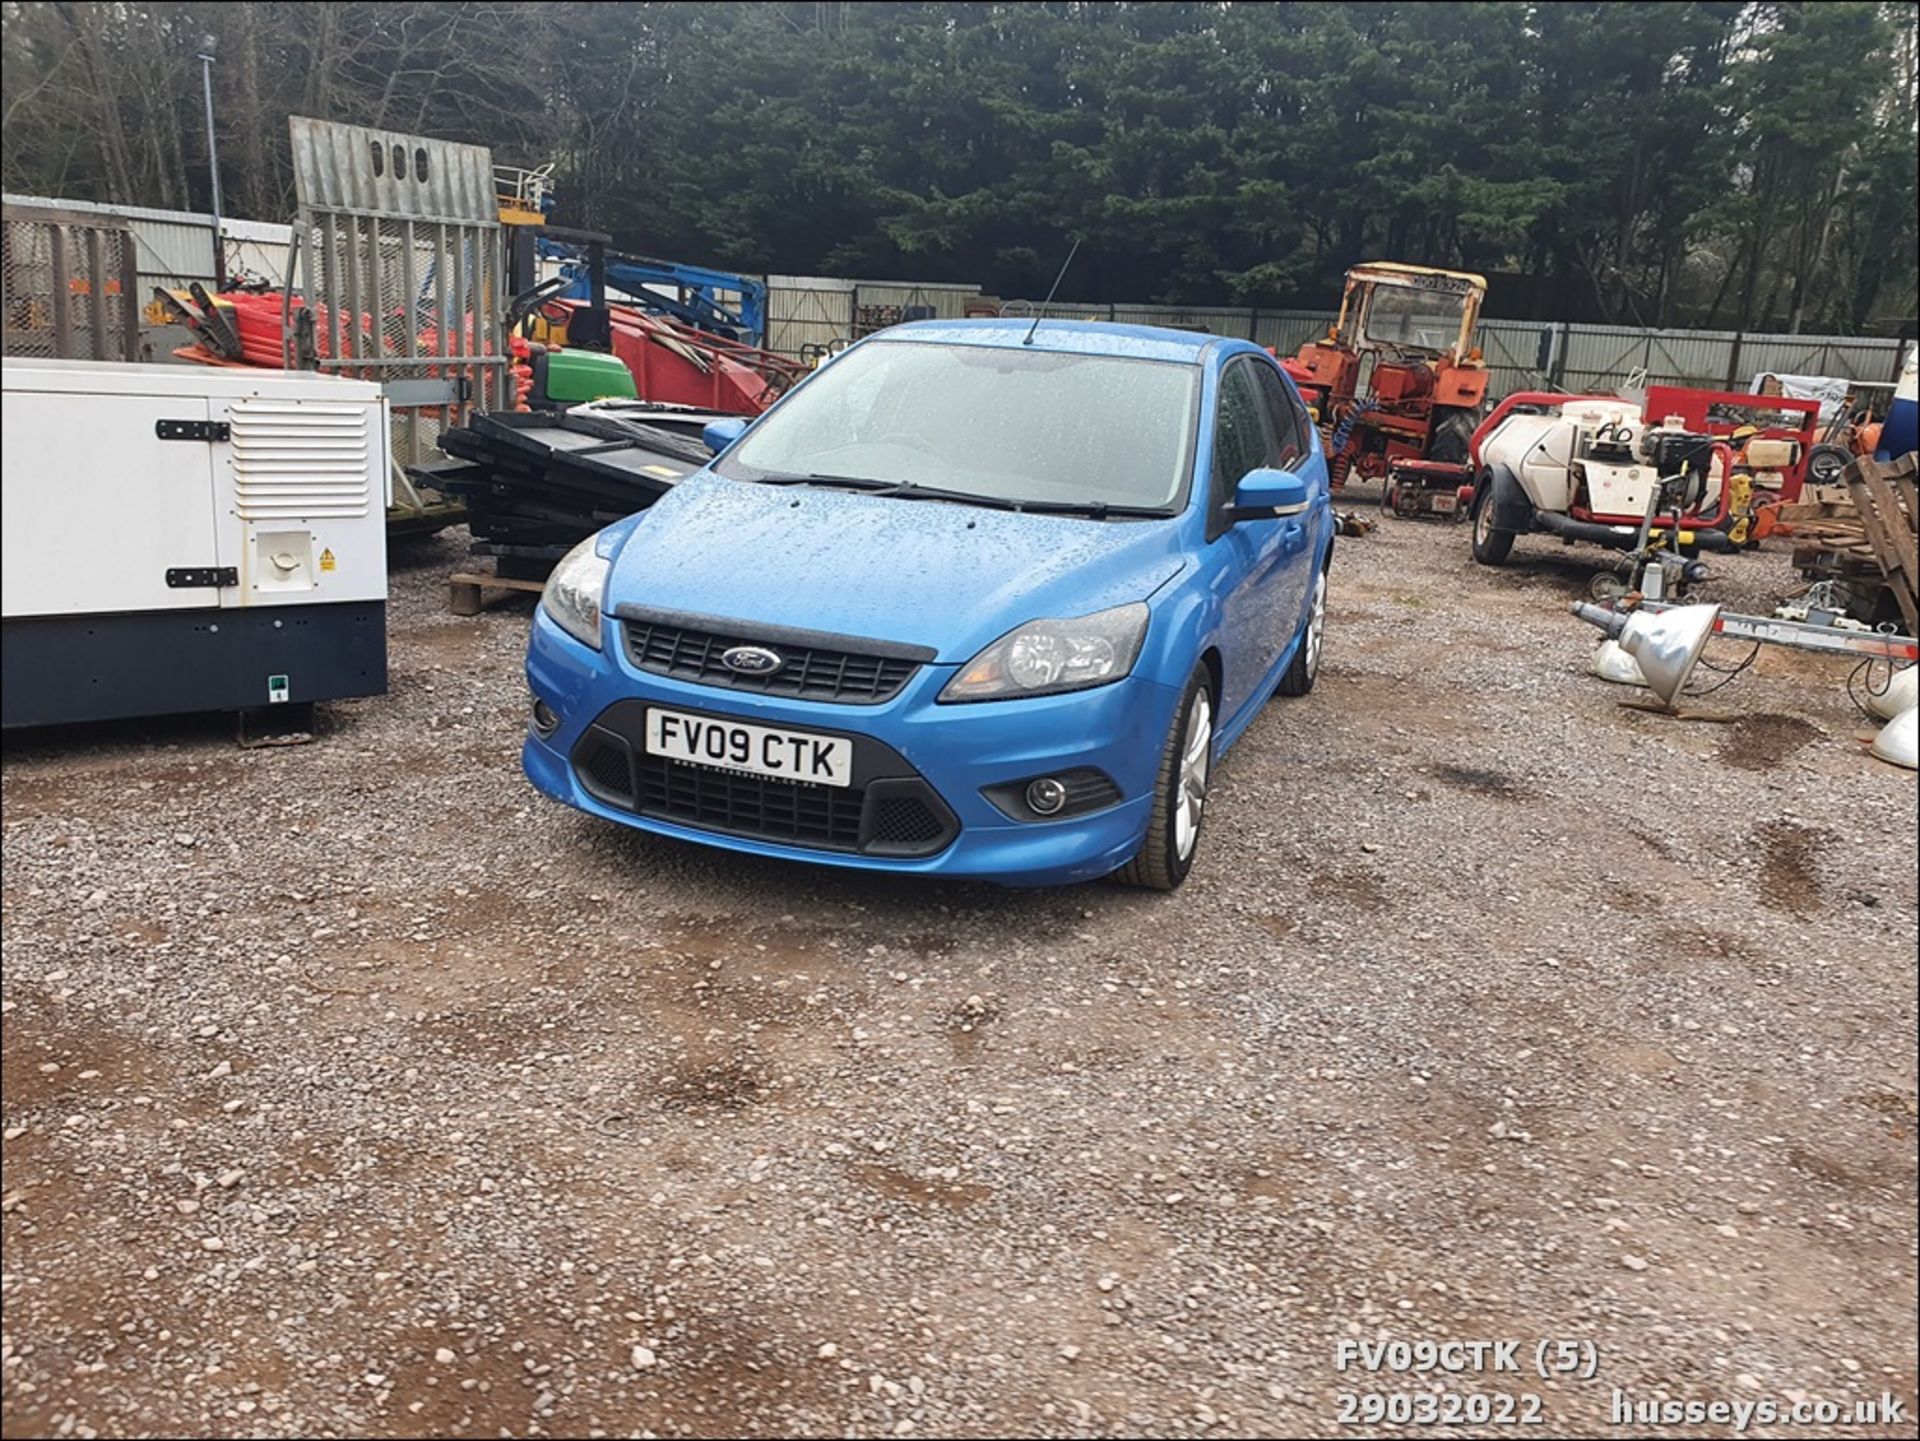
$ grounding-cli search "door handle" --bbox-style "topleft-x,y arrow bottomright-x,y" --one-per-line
1281,519 -> 1308,555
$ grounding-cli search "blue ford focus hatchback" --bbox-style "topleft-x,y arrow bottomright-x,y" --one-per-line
524,319 -> 1333,889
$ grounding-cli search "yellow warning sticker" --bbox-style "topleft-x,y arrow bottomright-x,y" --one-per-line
319,548 -> 336,572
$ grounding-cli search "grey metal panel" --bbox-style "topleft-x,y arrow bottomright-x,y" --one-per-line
129,217 -> 219,282
289,116 -> 498,225
1475,317 -> 1557,397
1109,303 -> 1256,339
2,600 -> 385,728
767,281 -> 855,357
1736,334 -> 1905,385
288,119 -> 504,467
1252,309 -> 1337,353
850,281 -> 981,317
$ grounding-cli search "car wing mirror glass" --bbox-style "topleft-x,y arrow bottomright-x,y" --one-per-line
702,416 -> 750,454
1229,466 -> 1310,521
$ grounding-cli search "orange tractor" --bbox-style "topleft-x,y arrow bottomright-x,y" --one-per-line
1279,262 -> 1491,513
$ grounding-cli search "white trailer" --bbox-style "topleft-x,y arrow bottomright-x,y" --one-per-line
2,358 -> 389,728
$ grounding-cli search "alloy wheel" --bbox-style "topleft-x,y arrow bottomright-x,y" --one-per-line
1304,570 -> 1327,678
1174,691 -> 1213,861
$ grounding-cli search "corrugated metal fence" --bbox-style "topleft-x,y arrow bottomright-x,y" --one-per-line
769,280 -> 1910,398
0,193 -> 292,292
767,274 -> 981,356
3,192 -> 1904,397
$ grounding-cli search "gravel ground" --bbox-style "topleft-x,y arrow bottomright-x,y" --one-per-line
3,510 -> 1915,1440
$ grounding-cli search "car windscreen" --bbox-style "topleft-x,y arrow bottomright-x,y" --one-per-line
1361,286 -> 1465,353
721,340 -> 1201,510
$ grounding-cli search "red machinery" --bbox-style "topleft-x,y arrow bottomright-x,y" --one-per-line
592,301 -> 794,414
521,297 -> 801,415
1640,386 -> 1820,503
1278,262 -> 1492,493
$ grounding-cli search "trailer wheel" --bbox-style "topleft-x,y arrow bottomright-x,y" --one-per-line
1805,442 -> 1853,489
1470,482 -> 1517,565
1429,408 -> 1478,465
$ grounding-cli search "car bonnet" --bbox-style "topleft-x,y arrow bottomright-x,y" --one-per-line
603,473 -> 1188,663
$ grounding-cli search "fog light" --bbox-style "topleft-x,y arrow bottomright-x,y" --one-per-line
1025,777 -> 1068,815
530,698 -> 560,737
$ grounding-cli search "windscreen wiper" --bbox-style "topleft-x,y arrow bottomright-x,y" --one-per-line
869,483 -> 1022,510
753,472 -> 1154,517
751,471 -> 896,490
761,474 -> 1025,510
1007,499 -> 1170,519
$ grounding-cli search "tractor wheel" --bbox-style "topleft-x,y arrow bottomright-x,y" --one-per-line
1429,409 -> 1478,465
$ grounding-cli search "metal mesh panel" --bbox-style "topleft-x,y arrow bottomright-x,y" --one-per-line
2,209 -> 139,361
288,118 -> 505,470
294,211 -> 503,468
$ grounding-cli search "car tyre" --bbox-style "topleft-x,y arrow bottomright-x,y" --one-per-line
1114,665 -> 1214,892
1470,480 -> 1517,565
1276,560 -> 1328,697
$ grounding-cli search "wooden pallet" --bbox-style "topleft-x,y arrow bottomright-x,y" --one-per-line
448,570 -> 545,616
1843,453 -> 1918,636
1778,454 -> 1918,633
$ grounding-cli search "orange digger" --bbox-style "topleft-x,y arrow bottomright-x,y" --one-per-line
1278,262 -> 1491,507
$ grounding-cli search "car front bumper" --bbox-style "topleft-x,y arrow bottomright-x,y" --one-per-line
522,608 -> 1179,887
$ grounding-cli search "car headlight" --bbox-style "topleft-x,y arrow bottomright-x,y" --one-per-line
540,535 -> 610,650
939,603 -> 1149,702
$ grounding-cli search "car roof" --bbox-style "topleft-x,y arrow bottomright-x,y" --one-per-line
873,317 -> 1228,365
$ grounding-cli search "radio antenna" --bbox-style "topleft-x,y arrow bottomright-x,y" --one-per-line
1023,238 -> 1083,346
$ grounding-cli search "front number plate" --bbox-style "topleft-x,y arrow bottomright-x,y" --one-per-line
644,707 -> 853,788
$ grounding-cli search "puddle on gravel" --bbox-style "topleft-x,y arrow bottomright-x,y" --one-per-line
847,1161 -> 993,1210
1430,763 -> 1525,798
1718,713 -> 1825,772
1754,818 -> 1830,916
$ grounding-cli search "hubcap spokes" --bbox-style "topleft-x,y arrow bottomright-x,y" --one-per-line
1174,692 -> 1212,860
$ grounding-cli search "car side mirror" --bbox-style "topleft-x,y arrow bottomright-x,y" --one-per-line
1228,467 -> 1310,521
702,416 -> 750,455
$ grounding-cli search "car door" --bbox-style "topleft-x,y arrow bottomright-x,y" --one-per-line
1205,356 -> 1292,724
1251,361 -> 1324,642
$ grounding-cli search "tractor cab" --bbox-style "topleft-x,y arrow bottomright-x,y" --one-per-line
1280,262 -> 1491,491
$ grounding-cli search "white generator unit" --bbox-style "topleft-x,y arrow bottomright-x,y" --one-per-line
1478,398 -> 1724,521
2,358 -> 389,728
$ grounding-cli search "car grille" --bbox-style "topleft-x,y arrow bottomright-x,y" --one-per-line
623,618 -> 922,704
636,752 -> 868,848
570,710 -> 956,858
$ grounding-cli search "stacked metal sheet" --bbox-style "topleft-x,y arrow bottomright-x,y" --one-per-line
425,409 -> 716,571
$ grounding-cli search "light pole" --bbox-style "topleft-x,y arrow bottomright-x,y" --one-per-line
197,33 -> 225,287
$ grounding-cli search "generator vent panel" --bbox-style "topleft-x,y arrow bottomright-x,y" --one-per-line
230,400 -> 373,520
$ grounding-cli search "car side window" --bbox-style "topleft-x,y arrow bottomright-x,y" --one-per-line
1210,360 -> 1272,536
1252,363 -> 1306,467
1290,389 -> 1316,455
